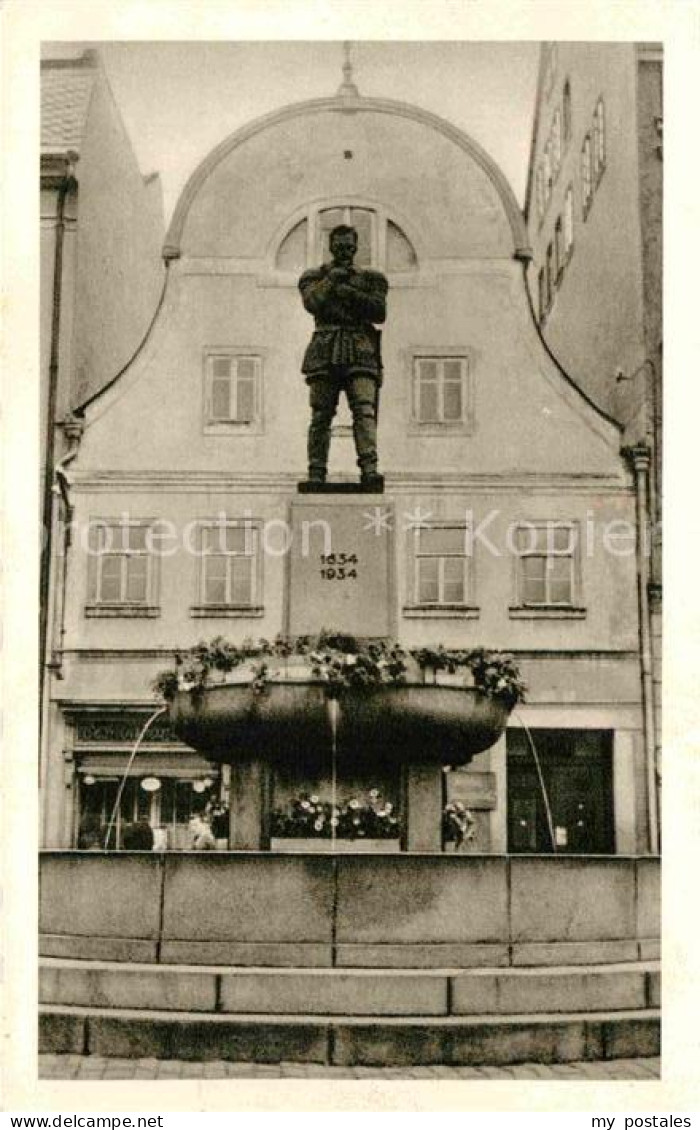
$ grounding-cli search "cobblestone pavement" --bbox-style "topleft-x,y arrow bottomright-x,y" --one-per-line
39,1056 -> 660,1081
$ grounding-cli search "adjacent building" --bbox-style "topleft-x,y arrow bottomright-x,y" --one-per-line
523,42 -> 662,782
40,64 -> 658,857
40,50 -> 165,697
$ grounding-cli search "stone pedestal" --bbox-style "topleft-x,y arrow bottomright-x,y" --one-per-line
287,496 -> 394,638
230,760 -> 271,850
404,764 -> 445,852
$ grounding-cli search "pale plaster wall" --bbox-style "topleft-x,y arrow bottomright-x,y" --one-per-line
70,71 -> 165,408
178,106 -> 514,261
78,265 -> 621,478
527,44 -> 647,426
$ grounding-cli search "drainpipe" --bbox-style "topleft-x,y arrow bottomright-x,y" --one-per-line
40,154 -> 78,717
624,443 -> 659,853
39,416 -> 82,833
51,416 -> 83,666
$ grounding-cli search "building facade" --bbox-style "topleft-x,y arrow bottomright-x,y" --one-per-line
40,50 -> 165,707
524,43 -> 662,781
41,76 -> 657,856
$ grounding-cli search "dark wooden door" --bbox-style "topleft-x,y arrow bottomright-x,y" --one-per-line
507,730 -> 614,854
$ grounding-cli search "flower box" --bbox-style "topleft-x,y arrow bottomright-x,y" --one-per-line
269,837 -> 401,854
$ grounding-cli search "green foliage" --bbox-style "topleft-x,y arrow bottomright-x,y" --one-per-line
151,632 -> 526,708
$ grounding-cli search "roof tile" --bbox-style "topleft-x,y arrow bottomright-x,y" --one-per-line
41,63 -> 96,151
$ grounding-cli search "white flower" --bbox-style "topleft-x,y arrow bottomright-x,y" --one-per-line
330,817 -> 339,828
310,794 -> 320,804
369,789 -> 380,800
344,654 -> 357,666
348,799 -> 361,810
300,800 -> 312,811
314,818 -> 324,831
384,802 -> 393,814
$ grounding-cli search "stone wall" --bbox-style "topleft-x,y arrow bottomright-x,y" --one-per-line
40,851 -> 660,968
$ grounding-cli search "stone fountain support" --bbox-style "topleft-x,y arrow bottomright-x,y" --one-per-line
168,679 -> 510,852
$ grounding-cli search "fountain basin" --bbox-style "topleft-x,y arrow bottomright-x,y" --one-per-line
168,680 -> 510,769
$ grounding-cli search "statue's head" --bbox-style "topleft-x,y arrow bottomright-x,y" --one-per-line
329,224 -> 358,266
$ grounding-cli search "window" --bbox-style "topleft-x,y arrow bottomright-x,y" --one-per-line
276,219 -> 308,270
78,774 -> 219,851
551,109 -> 562,177
563,81 -> 572,144
545,243 -> 554,309
538,268 -> 547,324
564,185 -> 574,258
193,521 -> 262,616
543,142 -> 553,198
274,205 -> 417,275
413,355 -> 470,426
535,166 -> 546,223
581,133 -> 593,215
318,206 -> 374,267
386,219 -> 417,272
411,525 -> 472,610
512,521 -> 583,614
593,97 -> 606,181
204,353 -> 261,431
86,521 -> 158,617
554,217 -> 564,281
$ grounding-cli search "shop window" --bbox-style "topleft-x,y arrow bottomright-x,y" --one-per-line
85,521 -> 159,617
204,353 -> 261,431
511,521 -> 584,614
192,521 -> 262,617
410,525 -> 472,610
507,729 -> 614,854
412,355 -> 470,427
77,774 -> 219,851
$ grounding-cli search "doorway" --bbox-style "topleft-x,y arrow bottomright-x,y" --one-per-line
507,729 -> 614,854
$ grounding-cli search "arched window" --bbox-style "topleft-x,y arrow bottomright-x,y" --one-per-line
387,220 -> 417,271
563,81 -> 572,144
274,205 -> 417,274
276,219 -> 308,271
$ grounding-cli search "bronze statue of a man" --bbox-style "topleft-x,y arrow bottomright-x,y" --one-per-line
299,225 -> 388,487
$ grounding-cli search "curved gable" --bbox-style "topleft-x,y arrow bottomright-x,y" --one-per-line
163,96 -> 531,262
